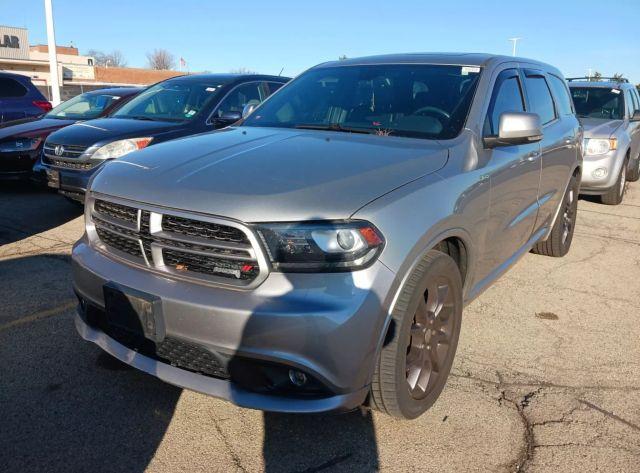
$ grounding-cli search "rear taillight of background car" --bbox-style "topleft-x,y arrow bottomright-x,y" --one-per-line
33,101 -> 53,113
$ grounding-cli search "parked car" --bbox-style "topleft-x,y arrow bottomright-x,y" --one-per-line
568,78 -> 640,204
0,87 -> 140,181
41,74 -> 289,202
0,71 -> 52,123
72,53 -> 581,419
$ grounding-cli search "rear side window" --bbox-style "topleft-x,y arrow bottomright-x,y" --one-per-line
267,82 -> 285,95
0,78 -> 28,98
484,70 -> 525,136
524,75 -> 556,125
548,75 -> 573,116
627,88 -> 638,113
632,88 -> 640,111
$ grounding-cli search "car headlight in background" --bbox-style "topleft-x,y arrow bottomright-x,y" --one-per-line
0,137 -> 43,153
91,137 -> 153,160
584,138 -> 617,156
256,221 -> 384,272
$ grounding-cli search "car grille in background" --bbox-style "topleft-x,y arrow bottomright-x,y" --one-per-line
43,142 -> 97,169
91,198 -> 261,285
47,159 -> 94,170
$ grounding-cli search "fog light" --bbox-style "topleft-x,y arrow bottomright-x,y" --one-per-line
592,167 -> 608,179
288,369 -> 307,386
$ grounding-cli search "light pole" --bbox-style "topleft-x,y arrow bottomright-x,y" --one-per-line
508,37 -> 522,57
44,0 -> 61,106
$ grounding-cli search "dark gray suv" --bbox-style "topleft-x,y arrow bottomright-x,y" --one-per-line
72,53 -> 582,419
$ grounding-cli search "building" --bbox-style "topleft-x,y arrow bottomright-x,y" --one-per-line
0,25 -> 184,101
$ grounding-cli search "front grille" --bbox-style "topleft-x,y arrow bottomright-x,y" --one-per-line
43,142 -> 88,159
163,214 -> 249,244
47,159 -> 94,170
90,197 -> 263,286
95,200 -> 138,225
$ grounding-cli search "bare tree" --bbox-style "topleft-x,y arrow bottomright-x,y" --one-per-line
612,73 -> 626,83
86,49 -> 127,67
146,49 -> 176,70
230,67 -> 258,74
589,71 -> 603,82
338,55 -> 348,61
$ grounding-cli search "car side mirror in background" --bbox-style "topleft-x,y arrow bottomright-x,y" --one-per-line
242,102 -> 258,119
631,110 -> 640,122
213,111 -> 242,128
484,112 -> 543,148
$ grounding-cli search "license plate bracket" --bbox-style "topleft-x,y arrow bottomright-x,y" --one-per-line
103,282 -> 164,341
46,169 -> 60,189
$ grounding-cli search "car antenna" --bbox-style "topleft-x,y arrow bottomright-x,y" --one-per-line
278,67 -> 284,76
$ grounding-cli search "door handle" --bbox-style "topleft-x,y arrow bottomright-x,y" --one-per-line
526,151 -> 541,162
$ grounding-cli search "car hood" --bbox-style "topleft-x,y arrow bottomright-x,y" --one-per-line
0,117 -> 75,141
91,126 -> 448,222
579,118 -> 623,138
45,117 -> 184,147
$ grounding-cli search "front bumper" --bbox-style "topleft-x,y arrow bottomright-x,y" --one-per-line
72,237 -> 396,413
0,149 -> 40,179
39,160 -> 102,199
579,149 -> 624,194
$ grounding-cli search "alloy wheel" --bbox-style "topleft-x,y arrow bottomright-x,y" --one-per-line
619,165 -> 626,198
405,277 -> 455,399
561,188 -> 575,245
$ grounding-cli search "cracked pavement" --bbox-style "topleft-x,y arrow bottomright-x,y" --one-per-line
1,181 -> 639,472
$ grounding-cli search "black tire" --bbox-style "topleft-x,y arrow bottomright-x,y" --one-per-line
600,158 -> 627,205
370,250 -> 463,419
627,154 -> 640,182
532,174 -> 579,257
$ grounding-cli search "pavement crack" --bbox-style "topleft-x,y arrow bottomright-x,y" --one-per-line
210,417 -> 248,473
578,399 -> 640,433
0,300 -> 76,333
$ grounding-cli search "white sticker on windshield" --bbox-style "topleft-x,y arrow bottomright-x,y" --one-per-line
206,87 -> 217,92
112,96 -> 121,100
611,89 -> 621,94
185,110 -> 197,117
461,66 -> 480,76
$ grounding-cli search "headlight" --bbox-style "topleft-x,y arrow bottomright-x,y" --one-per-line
91,137 -> 153,160
0,137 -> 42,152
255,221 -> 384,272
584,138 -> 617,156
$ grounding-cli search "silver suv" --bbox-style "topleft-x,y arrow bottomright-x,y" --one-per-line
73,53 -> 582,419
568,78 -> 640,204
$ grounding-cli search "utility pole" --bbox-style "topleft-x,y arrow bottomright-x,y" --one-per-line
44,0 -> 61,105
508,37 -> 522,57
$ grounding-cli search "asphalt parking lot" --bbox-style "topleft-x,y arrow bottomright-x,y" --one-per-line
1,182 -> 639,473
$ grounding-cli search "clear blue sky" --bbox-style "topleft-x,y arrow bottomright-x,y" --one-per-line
4,0 -> 640,83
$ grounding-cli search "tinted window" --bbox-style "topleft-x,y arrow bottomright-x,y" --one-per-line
0,78 -> 27,98
267,82 -> 285,94
548,75 -> 573,116
485,72 -> 525,135
570,87 -> 624,120
631,88 -> 640,111
524,75 -> 556,124
214,82 -> 263,118
46,93 -> 123,120
113,80 -> 226,122
244,64 -> 482,140
625,90 -> 634,117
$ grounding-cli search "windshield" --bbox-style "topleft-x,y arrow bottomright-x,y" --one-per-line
570,87 -> 625,120
112,80 -> 225,122
243,64 -> 481,139
46,92 -> 123,120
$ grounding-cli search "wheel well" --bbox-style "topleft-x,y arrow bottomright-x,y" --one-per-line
573,166 -> 581,178
433,237 -> 468,284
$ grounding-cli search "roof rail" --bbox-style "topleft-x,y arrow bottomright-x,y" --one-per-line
566,76 -> 629,83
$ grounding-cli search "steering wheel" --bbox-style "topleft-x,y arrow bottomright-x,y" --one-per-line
414,106 -> 451,121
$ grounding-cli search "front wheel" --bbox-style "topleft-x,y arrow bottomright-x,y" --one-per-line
370,250 -> 463,419
601,159 -> 627,205
532,174 -> 579,257
627,155 -> 640,182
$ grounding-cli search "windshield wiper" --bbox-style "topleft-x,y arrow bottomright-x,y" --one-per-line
294,123 -> 374,134
126,115 -> 158,121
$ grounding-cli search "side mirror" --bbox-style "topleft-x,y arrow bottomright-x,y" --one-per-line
213,111 -> 242,128
242,102 -> 258,119
631,110 -> 640,122
484,112 -> 543,148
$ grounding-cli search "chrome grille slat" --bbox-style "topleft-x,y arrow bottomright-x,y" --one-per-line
89,196 -> 266,287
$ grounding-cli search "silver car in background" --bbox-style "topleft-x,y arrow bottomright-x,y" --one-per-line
568,78 -> 640,204
72,53 -> 582,419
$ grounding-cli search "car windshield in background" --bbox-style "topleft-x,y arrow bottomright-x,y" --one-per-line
46,93 -> 122,120
112,80 -> 225,122
570,87 -> 625,120
243,64 -> 481,139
